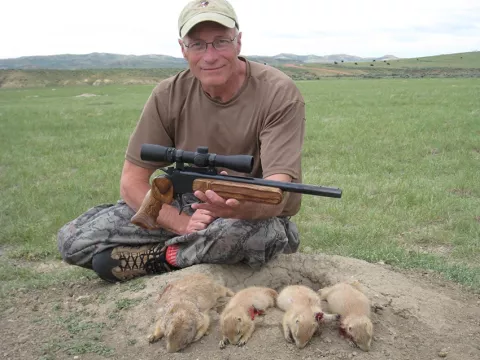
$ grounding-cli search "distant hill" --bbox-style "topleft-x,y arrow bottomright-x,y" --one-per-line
1,51 -> 478,88
0,52 -> 399,70
0,53 -> 188,70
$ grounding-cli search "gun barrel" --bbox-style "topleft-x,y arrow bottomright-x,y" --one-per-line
259,178 -> 342,198
178,170 -> 342,198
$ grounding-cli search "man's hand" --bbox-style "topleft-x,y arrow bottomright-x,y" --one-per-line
184,209 -> 218,234
190,171 -> 290,220
191,189 -> 243,219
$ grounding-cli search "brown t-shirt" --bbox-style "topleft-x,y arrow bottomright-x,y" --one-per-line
125,56 -> 306,216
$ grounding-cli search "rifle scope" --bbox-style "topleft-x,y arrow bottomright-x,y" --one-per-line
140,144 -> 254,174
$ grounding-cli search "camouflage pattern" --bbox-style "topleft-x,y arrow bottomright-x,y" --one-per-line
57,193 -> 300,270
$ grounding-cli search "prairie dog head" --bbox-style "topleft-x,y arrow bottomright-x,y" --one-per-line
165,316 -> 197,353
220,311 -> 252,345
342,315 -> 373,352
288,311 -> 321,348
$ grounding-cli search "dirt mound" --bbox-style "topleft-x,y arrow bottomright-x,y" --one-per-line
3,253 -> 480,359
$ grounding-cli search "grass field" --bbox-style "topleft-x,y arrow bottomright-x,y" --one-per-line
1,76 -> 479,295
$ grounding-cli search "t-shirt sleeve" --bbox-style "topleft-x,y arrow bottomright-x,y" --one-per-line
259,92 -> 306,180
125,85 -> 174,169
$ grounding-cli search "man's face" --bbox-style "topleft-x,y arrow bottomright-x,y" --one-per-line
179,21 -> 242,88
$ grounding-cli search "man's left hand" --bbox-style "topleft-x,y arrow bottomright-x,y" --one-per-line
190,171 -> 290,220
191,188 -> 244,219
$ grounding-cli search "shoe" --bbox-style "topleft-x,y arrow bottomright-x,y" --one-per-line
91,244 -> 179,283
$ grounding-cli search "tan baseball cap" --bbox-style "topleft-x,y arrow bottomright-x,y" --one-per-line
178,0 -> 239,38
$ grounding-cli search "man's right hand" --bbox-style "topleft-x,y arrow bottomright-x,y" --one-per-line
184,209 -> 218,234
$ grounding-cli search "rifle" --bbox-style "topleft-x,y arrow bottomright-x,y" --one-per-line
131,144 -> 342,229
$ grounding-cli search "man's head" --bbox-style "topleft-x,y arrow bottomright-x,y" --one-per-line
177,0 -> 243,89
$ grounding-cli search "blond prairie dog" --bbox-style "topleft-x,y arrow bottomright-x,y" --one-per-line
219,286 -> 277,349
277,285 -> 339,348
148,273 -> 235,353
318,281 -> 373,352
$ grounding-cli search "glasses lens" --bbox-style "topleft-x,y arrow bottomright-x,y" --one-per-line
189,42 -> 205,51
214,39 -> 232,50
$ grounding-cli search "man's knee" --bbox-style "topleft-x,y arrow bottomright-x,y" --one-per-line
56,221 -> 95,268
180,216 -> 298,267
240,217 -> 298,265
56,200 -> 175,268
56,202 -> 124,268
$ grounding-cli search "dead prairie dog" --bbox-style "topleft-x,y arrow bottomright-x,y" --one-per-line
318,281 -> 373,352
148,273 -> 235,353
219,286 -> 277,349
277,285 -> 339,348
157,273 -> 235,310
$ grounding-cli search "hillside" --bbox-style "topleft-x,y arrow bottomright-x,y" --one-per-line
0,52 -> 398,70
327,51 -> 480,69
0,51 -> 478,88
0,53 -> 188,70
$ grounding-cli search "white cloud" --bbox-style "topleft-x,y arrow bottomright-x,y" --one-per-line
1,0 -> 479,59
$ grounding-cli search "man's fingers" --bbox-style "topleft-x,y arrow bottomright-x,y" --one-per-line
205,190 -> 226,204
197,213 -> 216,223
194,190 -> 209,202
200,209 -> 216,218
194,222 -> 208,231
225,198 -> 240,207
191,203 -> 216,213
186,222 -> 207,234
194,190 -> 225,205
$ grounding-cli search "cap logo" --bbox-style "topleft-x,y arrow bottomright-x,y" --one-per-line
200,1 -> 209,6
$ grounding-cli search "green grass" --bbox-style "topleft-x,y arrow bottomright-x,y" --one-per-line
1,78 -> 479,293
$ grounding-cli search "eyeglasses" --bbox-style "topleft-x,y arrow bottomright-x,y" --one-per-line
184,36 -> 237,52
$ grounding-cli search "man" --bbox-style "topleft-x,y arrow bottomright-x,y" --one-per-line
57,0 -> 306,283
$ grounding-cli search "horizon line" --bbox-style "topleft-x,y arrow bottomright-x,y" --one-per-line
1,49 -> 479,62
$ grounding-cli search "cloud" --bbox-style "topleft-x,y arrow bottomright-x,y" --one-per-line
1,0 -> 479,59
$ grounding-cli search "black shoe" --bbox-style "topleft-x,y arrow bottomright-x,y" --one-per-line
91,244 -> 179,283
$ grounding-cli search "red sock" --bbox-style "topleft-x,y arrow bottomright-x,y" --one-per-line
165,245 -> 179,266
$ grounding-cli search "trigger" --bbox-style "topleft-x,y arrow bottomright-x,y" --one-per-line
176,194 -> 191,215
176,195 -> 183,215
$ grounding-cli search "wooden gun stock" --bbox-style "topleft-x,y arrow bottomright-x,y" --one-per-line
131,176 -> 174,230
192,179 -> 284,205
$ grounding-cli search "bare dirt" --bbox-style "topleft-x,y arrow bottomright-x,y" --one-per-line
2,253 -> 480,360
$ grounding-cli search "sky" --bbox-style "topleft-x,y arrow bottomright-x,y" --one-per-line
1,0 -> 479,60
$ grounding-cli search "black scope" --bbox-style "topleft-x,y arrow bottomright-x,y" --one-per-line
140,144 -> 254,174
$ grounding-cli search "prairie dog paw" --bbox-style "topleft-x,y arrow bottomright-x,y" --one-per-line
148,334 -> 157,344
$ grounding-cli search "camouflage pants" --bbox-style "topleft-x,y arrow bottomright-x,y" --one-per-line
57,194 -> 300,270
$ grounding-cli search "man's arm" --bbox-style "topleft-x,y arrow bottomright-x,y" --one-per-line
120,159 -> 191,234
